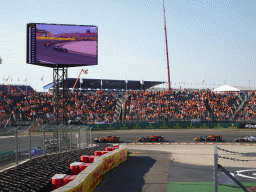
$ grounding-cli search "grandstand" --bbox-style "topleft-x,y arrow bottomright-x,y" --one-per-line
0,81 -> 256,129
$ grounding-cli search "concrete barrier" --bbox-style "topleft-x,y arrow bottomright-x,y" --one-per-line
52,145 -> 127,192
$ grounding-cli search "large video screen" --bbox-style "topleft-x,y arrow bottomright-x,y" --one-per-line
26,23 -> 98,68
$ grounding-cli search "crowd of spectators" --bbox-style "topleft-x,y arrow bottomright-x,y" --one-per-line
122,90 -> 210,121
1,86 -> 256,126
203,91 -> 241,121
0,90 -> 117,125
66,91 -> 116,122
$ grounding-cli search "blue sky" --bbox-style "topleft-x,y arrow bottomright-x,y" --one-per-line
0,0 -> 255,92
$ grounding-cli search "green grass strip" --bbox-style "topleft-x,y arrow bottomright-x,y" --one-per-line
167,182 -> 256,192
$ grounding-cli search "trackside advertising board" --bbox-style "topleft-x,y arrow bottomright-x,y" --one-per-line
64,148 -> 127,192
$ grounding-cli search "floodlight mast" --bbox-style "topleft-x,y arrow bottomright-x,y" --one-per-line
72,69 -> 88,92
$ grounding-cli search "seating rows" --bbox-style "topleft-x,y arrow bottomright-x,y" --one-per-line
0,91 -> 116,124
0,88 -> 254,125
123,90 -> 244,121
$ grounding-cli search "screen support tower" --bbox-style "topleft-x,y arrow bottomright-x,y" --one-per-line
53,67 -> 68,125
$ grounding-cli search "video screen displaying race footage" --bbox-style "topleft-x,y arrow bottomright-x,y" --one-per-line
26,23 -> 98,68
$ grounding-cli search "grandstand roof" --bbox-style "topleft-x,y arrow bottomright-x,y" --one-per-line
43,78 -> 163,91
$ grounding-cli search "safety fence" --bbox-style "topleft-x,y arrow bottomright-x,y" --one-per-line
214,144 -> 256,191
0,125 -> 92,171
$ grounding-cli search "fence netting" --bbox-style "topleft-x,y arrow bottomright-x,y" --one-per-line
217,145 -> 256,191
0,124 -> 91,171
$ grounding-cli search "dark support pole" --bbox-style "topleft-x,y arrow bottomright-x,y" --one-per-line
0,112 -> 1,128
29,128 -> 31,159
218,164 -> 246,191
70,125 -> 73,151
53,67 -> 68,125
43,125 -> 46,155
214,144 -> 218,192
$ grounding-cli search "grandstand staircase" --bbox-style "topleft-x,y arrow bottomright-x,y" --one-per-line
204,98 -> 215,120
230,95 -> 248,120
16,86 -> 25,94
113,97 -> 126,123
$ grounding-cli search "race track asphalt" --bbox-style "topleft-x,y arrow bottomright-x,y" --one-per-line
1,129 -> 256,159
94,150 -> 170,192
93,149 -> 256,192
36,40 -> 96,65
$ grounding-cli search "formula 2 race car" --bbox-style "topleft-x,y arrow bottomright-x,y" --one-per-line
93,135 -> 120,143
53,46 -> 68,52
136,135 -> 164,142
235,136 -> 256,142
194,135 -> 223,142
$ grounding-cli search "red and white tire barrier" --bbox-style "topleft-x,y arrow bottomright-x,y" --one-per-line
51,145 -> 127,191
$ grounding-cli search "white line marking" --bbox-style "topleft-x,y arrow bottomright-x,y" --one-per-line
236,169 -> 256,180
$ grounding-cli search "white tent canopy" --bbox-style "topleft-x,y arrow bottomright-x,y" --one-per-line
212,85 -> 240,92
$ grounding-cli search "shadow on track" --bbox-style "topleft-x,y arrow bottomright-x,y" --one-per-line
94,150 -> 158,192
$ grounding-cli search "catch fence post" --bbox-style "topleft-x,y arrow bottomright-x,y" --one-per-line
90,127 -> 92,147
29,127 -> 31,159
78,126 -> 81,149
43,125 -> 46,155
214,144 -> 218,192
85,126 -> 88,148
15,126 -> 20,165
70,125 -> 73,151
59,124 -> 62,153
